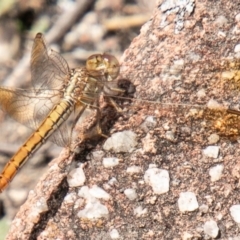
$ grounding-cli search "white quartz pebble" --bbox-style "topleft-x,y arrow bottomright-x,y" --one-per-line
230,205 -> 240,223
67,167 -> 86,187
144,167 -> 170,194
178,192 -> 199,212
203,220 -> 219,238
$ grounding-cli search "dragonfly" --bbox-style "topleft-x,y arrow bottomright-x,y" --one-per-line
1,34 -> 240,194
0,33 -> 123,193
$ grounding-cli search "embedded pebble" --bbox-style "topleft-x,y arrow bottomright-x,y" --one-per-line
199,204 -> 209,213
214,15 -> 228,27
144,167 -> 170,194
221,70 -> 235,80
203,220 -> 219,238
77,186 -> 109,219
182,232 -> 193,240
218,30 -> 226,38
208,133 -> 220,144
160,59 -> 184,79
134,206 -> 148,217
108,177 -> 118,186
109,229 -> 120,239
91,150 -> 105,161
170,59 -> 185,74
207,99 -> 224,110
89,185 -> 111,200
235,44 -> 240,53
103,130 -> 137,153
149,163 -> 157,168
178,192 -> 199,212
102,157 -> 119,168
126,165 -> 142,174
181,126 -> 191,135
196,89 -> 206,98
140,116 -> 157,132
64,192 -> 77,204
144,115 -> 157,126
159,0 -> 195,33
35,197 -> 48,212
78,186 -> 93,201
29,197 -> 48,221
203,146 -> 219,159
230,205 -> 240,223
67,167 -> 86,187
165,130 -> 175,141
209,165 -> 224,182
162,122 -> 170,130
77,199 -> 109,219
78,185 -> 111,201
236,13 -> 240,22
216,213 -> 223,220
124,188 -> 137,200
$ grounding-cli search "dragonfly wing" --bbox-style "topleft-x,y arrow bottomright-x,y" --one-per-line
48,121 -> 71,147
31,33 -> 70,91
0,87 -> 60,129
0,87 -> 89,148
48,104 -> 88,147
0,87 -> 71,147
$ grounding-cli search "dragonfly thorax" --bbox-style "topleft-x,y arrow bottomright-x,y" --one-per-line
64,68 -> 89,100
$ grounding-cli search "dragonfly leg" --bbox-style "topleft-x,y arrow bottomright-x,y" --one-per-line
103,83 -> 125,112
80,106 -> 108,140
108,86 -> 125,94
105,96 -> 123,113
104,78 -> 135,113
79,92 -> 124,141
89,106 -> 108,138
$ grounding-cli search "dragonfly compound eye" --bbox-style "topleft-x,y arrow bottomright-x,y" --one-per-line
86,54 -> 120,81
102,54 -> 120,81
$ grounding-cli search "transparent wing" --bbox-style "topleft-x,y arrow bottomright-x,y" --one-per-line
0,87 -> 93,147
49,120 -> 72,147
49,104 -> 88,147
0,87 -> 60,129
0,33 -> 75,147
0,87 -> 72,147
31,33 -> 70,91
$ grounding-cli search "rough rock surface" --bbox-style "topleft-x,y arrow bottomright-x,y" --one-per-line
6,0 -> 240,239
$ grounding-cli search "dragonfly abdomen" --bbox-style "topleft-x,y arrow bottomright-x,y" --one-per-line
0,98 -> 75,192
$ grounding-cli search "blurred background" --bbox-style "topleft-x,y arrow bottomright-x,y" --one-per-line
0,0 -> 154,238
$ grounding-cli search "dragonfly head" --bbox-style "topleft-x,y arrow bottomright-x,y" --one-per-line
86,54 -> 120,82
